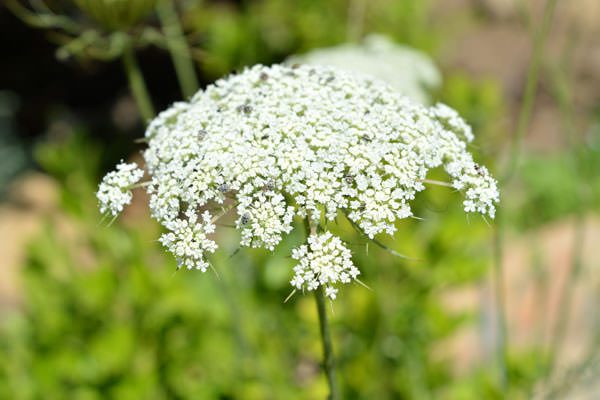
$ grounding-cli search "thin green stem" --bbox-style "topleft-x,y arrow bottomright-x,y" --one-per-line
503,0 -> 557,182
314,286 -> 339,400
122,44 -> 155,122
346,0 -> 366,42
492,212 -> 508,390
547,213 -> 585,374
156,0 -> 199,99
544,37 -> 587,378
490,1 -> 559,391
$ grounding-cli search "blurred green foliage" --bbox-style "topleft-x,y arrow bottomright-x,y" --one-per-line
0,127 -> 542,398
184,0 -> 436,80
508,118 -> 600,229
440,73 -> 505,149
2,0 -> 594,398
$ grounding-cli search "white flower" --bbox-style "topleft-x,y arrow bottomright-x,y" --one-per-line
158,209 -> 217,272
98,63 -> 499,299
236,190 -> 295,250
290,232 -> 359,299
97,161 -> 144,216
287,34 -> 441,104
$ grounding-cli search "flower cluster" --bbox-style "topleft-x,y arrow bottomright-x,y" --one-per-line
98,63 -> 499,299
291,232 -> 359,299
159,209 -> 217,272
287,34 -> 441,104
97,161 -> 144,216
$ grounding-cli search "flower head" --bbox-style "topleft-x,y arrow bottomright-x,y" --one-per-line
98,63 -> 499,299
97,161 -> 144,216
287,34 -> 442,104
291,232 -> 359,299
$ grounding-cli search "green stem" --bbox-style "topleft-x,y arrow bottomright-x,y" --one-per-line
544,39 -> 587,378
503,0 -> 558,181
492,212 -> 508,390
490,0 -> 558,391
122,44 -> 155,122
314,286 -> 339,400
156,0 -> 199,99
346,0 -> 366,42
547,213 -> 585,374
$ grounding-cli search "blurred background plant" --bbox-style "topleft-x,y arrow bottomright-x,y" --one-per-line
1,0 -> 599,398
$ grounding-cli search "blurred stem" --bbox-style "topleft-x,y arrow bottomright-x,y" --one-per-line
5,0 -> 82,34
156,0 -> 199,99
544,44 -> 587,377
215,269 -> 250,366
346,0 -> 366,42
503,0 -> 557,181
490,0 -> 558,391
122,44 -> 155,122
314,286 -> 339,400
492,212 -> 508,390
547,213 -> 585,373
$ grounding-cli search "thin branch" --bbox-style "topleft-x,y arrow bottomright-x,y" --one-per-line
343,211 -> 420,261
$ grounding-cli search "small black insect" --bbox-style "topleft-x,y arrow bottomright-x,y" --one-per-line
344,174 -> 354,184
474,163 -> 484,176
218,183 -> 229,193
263,181 -> 275,191
361,135 -> 372,142
240,214 -> 250,225
237,104 -> 252,114
197,129 -> 207,139
259,72 -> 269,81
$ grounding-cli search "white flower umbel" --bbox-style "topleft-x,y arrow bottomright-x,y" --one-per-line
97,161 -> 144,216
287,34 -> 442,104
97,63 -> 499,299
291,232 -> 360,300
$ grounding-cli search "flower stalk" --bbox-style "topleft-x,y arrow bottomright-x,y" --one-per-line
122,43 -> 155,122
314,286 -> 339,400
492,0 -> 558,391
